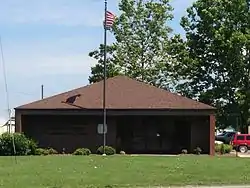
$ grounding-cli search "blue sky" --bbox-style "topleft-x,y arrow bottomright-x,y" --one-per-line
0,0 -> 195,122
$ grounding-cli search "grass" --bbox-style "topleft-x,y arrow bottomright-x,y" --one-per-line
0,155 -> 250,188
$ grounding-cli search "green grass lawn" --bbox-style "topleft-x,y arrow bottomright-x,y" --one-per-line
0,155 -> 250,188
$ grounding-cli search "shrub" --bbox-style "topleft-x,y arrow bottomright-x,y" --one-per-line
220,144 -> 226,154
0,133 -> 31,156
27,139 -> 38,155
35,148 -> 49,156
97,146 -> 116,155
181,149 -> 188,154
62,148 -> 66,154
224,144 -> 233,154
194,147 -> 202,155
73,148 -> 91,155
215,144 -> 232,155
47,148 -> 58,155
215,143 -> 221,153
120,151 -> 126,155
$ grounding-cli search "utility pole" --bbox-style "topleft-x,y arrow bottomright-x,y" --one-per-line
41,85 -> 44,99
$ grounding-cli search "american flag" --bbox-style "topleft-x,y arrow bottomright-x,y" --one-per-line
104,11 -> 115,30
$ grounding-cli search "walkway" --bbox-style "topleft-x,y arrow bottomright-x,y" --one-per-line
144,186 -> 250,188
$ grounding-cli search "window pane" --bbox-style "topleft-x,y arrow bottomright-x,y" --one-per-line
237,135 -> 245,140
246,136 -> 250,140
227,133 -> 234,137
231,134 -> 235,141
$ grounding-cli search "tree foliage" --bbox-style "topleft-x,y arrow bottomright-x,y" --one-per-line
172,0 -> 250,130
88,45 -> 121,84
89,0 -> 176,89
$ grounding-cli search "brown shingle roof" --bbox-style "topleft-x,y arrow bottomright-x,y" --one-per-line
15,76 -> 215,110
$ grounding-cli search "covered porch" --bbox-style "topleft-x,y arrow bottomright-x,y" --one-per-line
116,115 -> 212,154
15,109 -> 215,155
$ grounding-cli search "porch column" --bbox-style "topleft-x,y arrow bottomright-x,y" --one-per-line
15,112 -> 22,133
209,114 -> 215,156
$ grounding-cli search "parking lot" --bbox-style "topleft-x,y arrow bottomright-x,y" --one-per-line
230,150 -> 250,157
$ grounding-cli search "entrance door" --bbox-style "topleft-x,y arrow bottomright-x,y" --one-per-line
117,116 -> 169,154
145,124 -> 164,153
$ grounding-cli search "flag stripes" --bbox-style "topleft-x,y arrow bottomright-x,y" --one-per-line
104,11 -> 115,30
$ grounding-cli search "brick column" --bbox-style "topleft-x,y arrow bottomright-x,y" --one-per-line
15,112 -> 22,133
209,114 -> 215,156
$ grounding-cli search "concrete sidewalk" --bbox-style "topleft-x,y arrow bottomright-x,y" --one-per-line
230,150 -> 250,158
179,186 -> 250,188
141,186 -> 250,188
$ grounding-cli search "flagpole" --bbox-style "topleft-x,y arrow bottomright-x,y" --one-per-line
102,0 -> 108,155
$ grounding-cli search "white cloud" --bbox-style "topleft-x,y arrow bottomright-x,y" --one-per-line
0,34 -> 100,77
36,55 -> 97,75
5,53 -> 97,76
0,0 -> 195,27
0,0 -> 118,27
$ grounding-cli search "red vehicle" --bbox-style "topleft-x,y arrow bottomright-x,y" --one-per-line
231,134 -> 250,153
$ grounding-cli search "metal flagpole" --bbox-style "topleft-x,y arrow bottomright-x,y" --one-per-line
102,0 -> 108,155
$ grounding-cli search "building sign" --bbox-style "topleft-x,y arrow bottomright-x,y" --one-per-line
97,124 -> 107,134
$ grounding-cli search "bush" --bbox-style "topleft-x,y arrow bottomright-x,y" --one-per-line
47,148 -> 58,155
35,148 -> 58,155
0,133 -> 31,156
27,139 -> 38,155
73,148 -> 91,155
224,144 -> 233,154
215,143 -> 221,153
97,146 -> 116,155
215,144 -> 232,154
220,144 -> 226,154
194,147 -> 202,155
181,149 -> 188,154
35,148 -> 49,156
120,151 -> 126,155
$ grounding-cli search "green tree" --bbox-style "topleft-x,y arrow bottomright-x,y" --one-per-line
172,0 -> 250,131
89,45 -> 121,84
89,0 -> 176,89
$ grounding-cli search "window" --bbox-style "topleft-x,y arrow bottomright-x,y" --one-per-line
218,132 -> 226,136
226,132 -> 235,137
246,136 -> 250,140
236,135 -> 245,140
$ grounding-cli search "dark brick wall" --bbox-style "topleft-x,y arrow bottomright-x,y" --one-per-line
19,114 -> 212,154
21,115 -> 116,153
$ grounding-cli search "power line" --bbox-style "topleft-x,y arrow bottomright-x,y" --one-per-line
0,37 -> 11,130
0,36 -> 17,162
